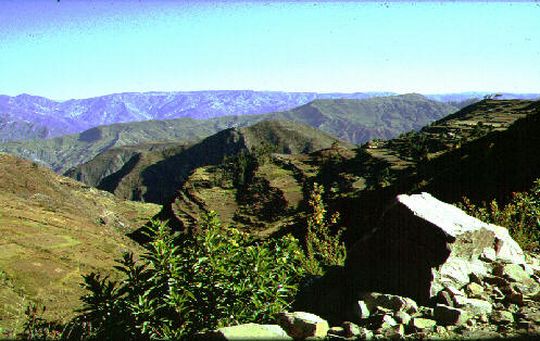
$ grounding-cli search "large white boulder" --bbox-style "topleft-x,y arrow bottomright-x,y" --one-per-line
346,192 -> 526,304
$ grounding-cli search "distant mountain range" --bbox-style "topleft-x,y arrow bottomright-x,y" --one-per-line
0,94 -> 457,173
0,91 -> 393,142
1,90 -> 538,142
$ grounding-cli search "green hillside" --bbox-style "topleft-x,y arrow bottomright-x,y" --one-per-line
165,99 -> 540,245
67,120 -> 351,205
0,153 -> 160,333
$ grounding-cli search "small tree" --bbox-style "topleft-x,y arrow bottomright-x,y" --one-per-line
302,183 -> 347,275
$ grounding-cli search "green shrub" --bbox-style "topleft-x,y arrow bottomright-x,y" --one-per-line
459,179 -> 540,252
302,183 -> 347,275
69,213 -> 306,339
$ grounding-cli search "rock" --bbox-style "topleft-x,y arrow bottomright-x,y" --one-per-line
394,311 -> 411,325
417,306 -> 434,318
381,314 -> 398,329
465,282 -> 485,298
493,263 -> 531,282
213,323 -> 292,340
491,311 -> 514,325
355,300 -> 371,319
346,193 -> 526,305
510,279 -> 540,298
434,304 -> 470,326
277,312 -> 329,339
359,292 -> 418,314
480,248 -> 497,262
342,322 -> 372,339
410,317 -> 437,330
453,297 -> 493,316
382,324 -> 405,339
436,290 -> 454,306
328,326 -> 345,336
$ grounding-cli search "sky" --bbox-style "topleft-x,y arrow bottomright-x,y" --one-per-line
0,0 -> 539,100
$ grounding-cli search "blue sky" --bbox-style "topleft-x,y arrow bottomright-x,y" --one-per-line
0,0 -> 539,100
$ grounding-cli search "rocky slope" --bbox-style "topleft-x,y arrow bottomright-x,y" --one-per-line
0,153 -> 160,332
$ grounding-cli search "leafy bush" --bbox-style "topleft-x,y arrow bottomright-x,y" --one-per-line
459,179 -> 540,252
68,213 -> 306,339
302,183 -> 347,275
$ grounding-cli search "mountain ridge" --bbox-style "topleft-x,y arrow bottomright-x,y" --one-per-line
0,94 -> 458,173
2,90 -> 538,143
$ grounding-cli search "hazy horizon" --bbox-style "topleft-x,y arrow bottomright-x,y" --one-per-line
1,0 -> 539,100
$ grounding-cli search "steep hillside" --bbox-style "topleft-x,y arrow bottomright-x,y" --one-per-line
0,153 -> 160,332
164,99 -> 540,246
68,120 -> 351,205
0,118 -> 223,173
0,91 -> 393,142
268,94 -> 457,143
0,94 -> 457,172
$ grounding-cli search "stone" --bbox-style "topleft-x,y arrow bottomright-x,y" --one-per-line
342,322 -> 373,340
382,324 -> 405,339
380,314 -> 398,329
215,323 -> 293,340
342,321 -> 361,338
434,304 -> 470,326
346,193 -> 526,305
465,282 -> 485,298
453,297 -> 493,316
478,314 -> 489,323
417,306 -> 435,318
328,326 -> 345,336
359,292 -> 418,314
510,279 -> 540,298
394,311 -> 411,325
277,311 -> 329,339
504,289 -> 525,306
480,248 -> 497,262
493,263 -> 531,282
355,300 -> 371,319
491,311 -> 514,324
436,290 -> 454,306
410,317 -> 437,330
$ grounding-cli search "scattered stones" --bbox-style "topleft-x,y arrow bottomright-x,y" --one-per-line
359,292 -> 418,314
277,311 -> 329,339
341,321 -> 373,340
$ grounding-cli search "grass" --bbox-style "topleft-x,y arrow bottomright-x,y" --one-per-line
0,153 -> 160,334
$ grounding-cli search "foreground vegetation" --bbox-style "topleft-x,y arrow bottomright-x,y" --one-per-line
16,184 -> 345,340
459,179 -> 540,252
